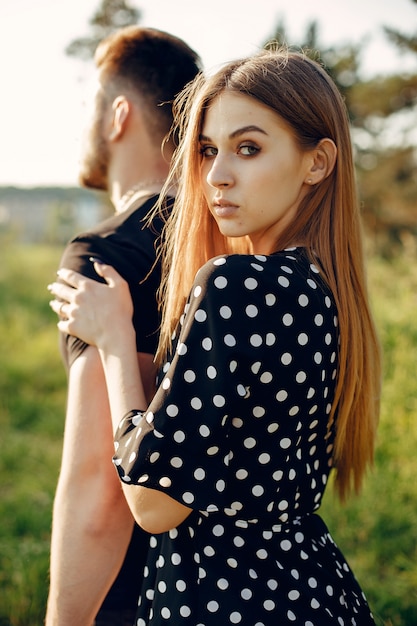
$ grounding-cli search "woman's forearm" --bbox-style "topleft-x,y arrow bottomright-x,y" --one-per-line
98,326 -> 148,434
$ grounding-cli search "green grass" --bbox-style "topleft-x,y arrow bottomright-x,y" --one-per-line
0,242 -> 416,625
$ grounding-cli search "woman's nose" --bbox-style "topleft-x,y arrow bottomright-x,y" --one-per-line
206,155 -> 234,188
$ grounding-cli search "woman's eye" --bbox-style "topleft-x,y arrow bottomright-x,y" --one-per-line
238,144 -> 259,156
200,145 -> 217,157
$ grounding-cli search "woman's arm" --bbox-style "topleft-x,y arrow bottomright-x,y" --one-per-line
48,263 -> 192,533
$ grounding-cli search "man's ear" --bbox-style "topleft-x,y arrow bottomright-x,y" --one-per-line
108,96 -> 130,141
305,138 -> 337,185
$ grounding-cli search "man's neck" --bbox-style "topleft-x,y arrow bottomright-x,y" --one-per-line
113,179 -> 167,214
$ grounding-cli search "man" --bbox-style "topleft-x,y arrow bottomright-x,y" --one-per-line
45,26 -> 201,626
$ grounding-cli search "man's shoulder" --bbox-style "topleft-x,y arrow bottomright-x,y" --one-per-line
59,196 -> 166,280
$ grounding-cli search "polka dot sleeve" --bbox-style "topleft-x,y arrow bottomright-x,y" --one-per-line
113,250 -> 339,518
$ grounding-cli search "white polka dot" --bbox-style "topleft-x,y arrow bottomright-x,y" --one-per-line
266,332 -> 276,346
213,395 -> 225,407
207,600 -> 219,612
191,397 -> 202,410
246,304 -> 258,317
265,293 -> 276,306
199,424 -> 210,437
260,371 -> 273,383
194,468 -> 205,480
296,371 -> 307,383
217,578 -> 229,590
180,605 -> 191,617
256,548 -> 268,559
283,313 -> 293,326
216,479 -> 226,492
194,309 -> 207,322
202,337 -> 212,350
298,294 -> 309,306
230,612 -> 242,623
314,351 -> 323,364
182,492 -> 194,504
177,343 -> 187,356
193,285 -> 202,297
184,369 -> 196,382
244,277 -> 258,290
170,457 -> 183,468
214,276 -> 227,289
220,305 -> 232,318
207,366 -> 217,379
280,438 -> 291,449
258,452 -> 270,464
174,430 -> 186,443
224,334 -> 236,346
166,404 -> 178,417
249,334 -> 262,347
251,262 -> 264,271
298,332 -> 308,345
251,361 -> 262,374
281,352 -> 292,365
159,476 -> 172,488
278,276 -> 290,287
314,313 -> 324,326
276,389 -> 288,402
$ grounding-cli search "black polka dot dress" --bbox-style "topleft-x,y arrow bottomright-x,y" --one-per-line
113,248 -> 375,625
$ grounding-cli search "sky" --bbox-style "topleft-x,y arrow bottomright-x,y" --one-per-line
0,0 -> 416,187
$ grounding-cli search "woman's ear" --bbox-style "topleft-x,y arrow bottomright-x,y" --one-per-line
109,96 -> 130,141
305,138 -> 337,185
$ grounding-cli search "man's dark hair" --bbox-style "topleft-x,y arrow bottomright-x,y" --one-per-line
95,26 -> 202,139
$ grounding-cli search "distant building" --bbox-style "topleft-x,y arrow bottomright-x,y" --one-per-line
0,186 -> 111,244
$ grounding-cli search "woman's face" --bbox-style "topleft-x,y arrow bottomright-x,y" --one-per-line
199,91 -> 313,254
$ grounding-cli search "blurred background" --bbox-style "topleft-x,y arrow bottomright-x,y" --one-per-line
0,1 -> 416,624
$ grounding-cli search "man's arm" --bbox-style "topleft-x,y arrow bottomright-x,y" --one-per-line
45,345 -> 156,626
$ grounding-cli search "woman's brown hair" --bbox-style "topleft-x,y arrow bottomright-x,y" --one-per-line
156,48 -> 381,501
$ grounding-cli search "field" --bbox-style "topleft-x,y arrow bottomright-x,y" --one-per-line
0,242 -> 416,625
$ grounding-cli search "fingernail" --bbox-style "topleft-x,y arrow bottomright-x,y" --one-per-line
89,256 -> 106,264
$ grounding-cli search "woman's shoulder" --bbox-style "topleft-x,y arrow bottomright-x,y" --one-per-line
191,247 -> 333,306
194,247 -> 317,284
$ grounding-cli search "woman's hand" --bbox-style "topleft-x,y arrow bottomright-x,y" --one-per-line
47,261 -> 134,349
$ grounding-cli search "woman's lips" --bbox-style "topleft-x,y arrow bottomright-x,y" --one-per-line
213,201 -> 239,217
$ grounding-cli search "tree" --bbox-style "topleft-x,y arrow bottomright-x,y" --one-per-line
65,0 -> 141,61
264,15 -> 417,256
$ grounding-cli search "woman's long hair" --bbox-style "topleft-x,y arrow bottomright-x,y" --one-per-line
155,48 -> 381,501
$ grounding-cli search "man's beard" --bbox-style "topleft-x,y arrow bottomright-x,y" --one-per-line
78,116 -> 110,192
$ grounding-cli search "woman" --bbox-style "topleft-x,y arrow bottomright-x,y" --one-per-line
49,48 -> 381,625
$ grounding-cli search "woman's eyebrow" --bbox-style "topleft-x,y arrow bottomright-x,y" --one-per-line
199,125 -> 268,143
